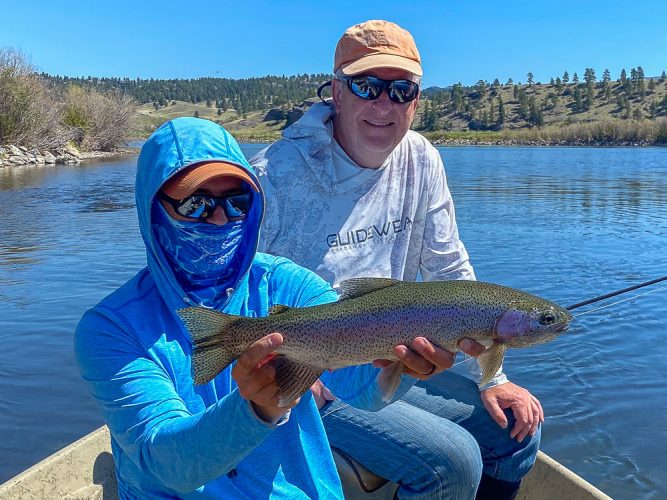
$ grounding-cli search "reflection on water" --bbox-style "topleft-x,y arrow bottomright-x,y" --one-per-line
0,146 -> 665,499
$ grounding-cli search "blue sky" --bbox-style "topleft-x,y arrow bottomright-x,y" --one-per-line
2,1 -> 666,87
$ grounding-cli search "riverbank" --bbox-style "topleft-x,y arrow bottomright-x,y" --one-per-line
0,144 -> 139,167
429,138 -> 660,146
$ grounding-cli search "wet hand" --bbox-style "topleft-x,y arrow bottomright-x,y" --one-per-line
481,382 -> 544,442
373,337 -> 485,380
232,332 -> 298,423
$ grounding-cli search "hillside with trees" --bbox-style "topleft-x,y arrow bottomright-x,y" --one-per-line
44,66 -> 666,145
4,47 -> 666,150
417,68 -> 667,144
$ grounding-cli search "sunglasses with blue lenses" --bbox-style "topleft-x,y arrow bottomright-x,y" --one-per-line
159,191 -> 252,220
340,75 -> 420,103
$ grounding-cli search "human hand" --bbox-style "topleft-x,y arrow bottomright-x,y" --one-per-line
232,332 -> 298,423
310,379 -> 335,409
481,382 -> 544,442
373,337 -> 486,380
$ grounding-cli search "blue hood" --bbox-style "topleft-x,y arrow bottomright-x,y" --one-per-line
135,117 -> 263,312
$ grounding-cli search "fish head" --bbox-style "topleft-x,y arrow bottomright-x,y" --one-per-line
493,300 -> 572,348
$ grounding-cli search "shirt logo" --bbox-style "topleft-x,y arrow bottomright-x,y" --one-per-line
327,216 -> 413,248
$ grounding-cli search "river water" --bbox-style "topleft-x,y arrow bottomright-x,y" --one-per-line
1,145 -> 665,499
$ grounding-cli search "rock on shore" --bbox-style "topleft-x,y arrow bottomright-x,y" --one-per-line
0,144 -> 137,167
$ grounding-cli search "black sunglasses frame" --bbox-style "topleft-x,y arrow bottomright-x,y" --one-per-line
159,191 -> 252,221
339,75 -> 420,103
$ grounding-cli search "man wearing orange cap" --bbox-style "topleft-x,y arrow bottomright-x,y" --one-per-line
253,20 -> 541,499
76,117 -> 422,498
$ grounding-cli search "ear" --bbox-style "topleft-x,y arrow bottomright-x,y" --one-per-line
332,78 -> 343,114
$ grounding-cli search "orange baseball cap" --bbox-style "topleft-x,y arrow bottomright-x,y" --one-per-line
334,20 -> 422,77
161,161 -> 259,199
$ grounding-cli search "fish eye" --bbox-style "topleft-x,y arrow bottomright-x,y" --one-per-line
539,312 -> 556,325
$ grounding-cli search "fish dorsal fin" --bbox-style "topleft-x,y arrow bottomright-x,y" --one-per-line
339,278 -> 400,300
269,304 -> 291,315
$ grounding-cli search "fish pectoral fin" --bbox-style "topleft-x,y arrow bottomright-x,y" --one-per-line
272,356 -> 324,408
269,304 -> 290,315
377,360 -> 405,403
177,307 -> 242,385
477,343 -> 506,386
339,277 -> 400,300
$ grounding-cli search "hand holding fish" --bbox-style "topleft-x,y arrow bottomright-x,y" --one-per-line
373,337 -> 487,379
231,332 -> 298,423
480,382 -> 544,442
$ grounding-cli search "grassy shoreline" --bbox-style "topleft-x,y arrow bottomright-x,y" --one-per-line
222,121 -> 667,147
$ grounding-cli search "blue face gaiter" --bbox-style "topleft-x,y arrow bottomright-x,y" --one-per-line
152,202 -> 246,307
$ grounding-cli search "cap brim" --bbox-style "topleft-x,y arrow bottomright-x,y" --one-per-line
162,161 -> 259,199
339,53 -> 423,77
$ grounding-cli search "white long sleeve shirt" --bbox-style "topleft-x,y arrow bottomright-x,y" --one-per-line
251,102 -> 507,389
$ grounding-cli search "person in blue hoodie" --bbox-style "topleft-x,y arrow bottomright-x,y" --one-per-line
75,117 -> 448,499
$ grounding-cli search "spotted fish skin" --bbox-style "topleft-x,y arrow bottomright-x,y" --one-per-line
178,278 -> 571,405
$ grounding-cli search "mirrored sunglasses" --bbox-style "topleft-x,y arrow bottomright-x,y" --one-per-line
159,191 -> 252,220
340,75 -> 420,103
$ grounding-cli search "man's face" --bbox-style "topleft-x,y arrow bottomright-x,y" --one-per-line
332,67 -> 420,168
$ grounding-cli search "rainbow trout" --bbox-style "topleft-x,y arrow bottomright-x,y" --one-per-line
178,278 -> 571,406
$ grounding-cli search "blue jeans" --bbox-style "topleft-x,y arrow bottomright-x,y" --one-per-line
320,372 -> 540,500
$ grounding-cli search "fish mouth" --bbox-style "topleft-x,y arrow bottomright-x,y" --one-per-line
549,318 -> 571,335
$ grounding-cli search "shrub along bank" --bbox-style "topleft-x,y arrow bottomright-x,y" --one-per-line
0,48 -> 135,162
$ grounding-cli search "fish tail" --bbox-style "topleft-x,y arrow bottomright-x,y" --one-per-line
177,307 -> 242,385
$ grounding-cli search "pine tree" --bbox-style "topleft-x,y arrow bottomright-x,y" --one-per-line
622,68 -> 632,94
649,100 -> 658,119
513,85 -> 519,100
489,101 -> 495,123
562,71 -> 569,84
498,95 -> 505,124
584,85 -> 594,110
528,96 -> 543,127
661,70 -> 666,82
637,66 -> 646,98
584,68 -> 596,85
602,69 -> 611,83
573,86 -> 582,111
572,72 -> 579,84
648,78 -> 656,93
421,101 -> 431,129
517,89 -> 529,118
527,72 -> 534,85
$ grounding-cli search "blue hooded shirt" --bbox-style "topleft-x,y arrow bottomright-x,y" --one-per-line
74,118 -> 392,499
